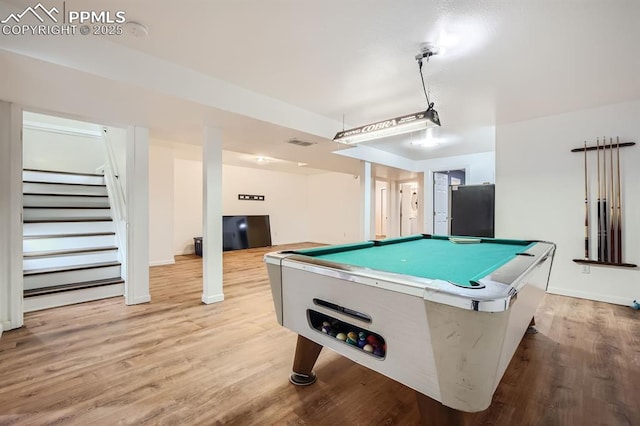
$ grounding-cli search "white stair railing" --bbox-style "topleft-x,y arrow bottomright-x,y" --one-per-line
101,127 -> 128,281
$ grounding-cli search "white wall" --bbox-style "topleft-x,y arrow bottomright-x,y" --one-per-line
171,152 -> 313,253
374,180 -> 388,236
496,99 -> 640,306
23,128 -> 106,174
23,112 -> 105,174
174,157 -> 204,255
308,172 -> 362,244
147,141 -> 365,257
223,164 -> 310,245
149,143 -> 175,265
417,151 -> 496,233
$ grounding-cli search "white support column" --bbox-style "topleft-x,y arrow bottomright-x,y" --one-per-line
416,172 -> 425,234
0,101 -> 24,335
360,161 -> 374,241
423,171 -> 434,234
388,180 -> 400,238
202,127 -> 224,304
125,126 -> 150,305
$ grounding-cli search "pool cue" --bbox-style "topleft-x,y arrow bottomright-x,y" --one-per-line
583,141 -> 590,259
609,138 -> 615,262
596,137 -> 602,261
616,137 -> 622,263
601,136 -> 609,262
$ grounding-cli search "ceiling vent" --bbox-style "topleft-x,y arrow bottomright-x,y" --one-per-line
286,138 -> 316,147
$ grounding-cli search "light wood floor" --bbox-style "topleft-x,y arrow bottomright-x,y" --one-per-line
1,243 -> 639,425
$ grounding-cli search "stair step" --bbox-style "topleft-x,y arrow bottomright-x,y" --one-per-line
24,249 -> 119,270
24,218 -> 113,223
24,192 -> 108,198
24,221 -> 115,236
23,168 -> 105,177
23,232 -> 116,240
24,262 -> 122,290
24,206 -> 110,209
24,282 -> 124,312
23,180 -> 107,188
24,277 -> 125,298
23,207 -> 112,222
24,246 -> 118,258
24,261 -> 121,276
24,182 -> 108,197
23,169 -> 104,186
24,194 -> 110,208
23,234 -> 116,253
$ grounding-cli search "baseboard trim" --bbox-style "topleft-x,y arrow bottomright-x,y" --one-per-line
149,259 -> 176,267
202,293 -> 224,304
1,319 -> 23,332
24,283 -> 124,312
126,294 -> 151,305
547,286 -> 633,307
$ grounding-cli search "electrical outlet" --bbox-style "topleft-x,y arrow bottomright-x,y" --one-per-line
580,265 -> 590,274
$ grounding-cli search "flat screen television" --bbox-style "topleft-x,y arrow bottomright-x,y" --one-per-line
222,215 -> 272,251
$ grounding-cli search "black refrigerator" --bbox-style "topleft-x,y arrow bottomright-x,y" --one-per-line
449,184 -> 495,238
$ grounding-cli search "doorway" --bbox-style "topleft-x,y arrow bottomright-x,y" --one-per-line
432,170 -> 466,235
399,182 -> 419,236
374,180 -> 388,239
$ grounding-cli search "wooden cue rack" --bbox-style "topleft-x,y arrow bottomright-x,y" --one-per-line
571,140 -> 636,268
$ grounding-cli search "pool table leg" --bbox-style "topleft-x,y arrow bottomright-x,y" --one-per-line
289,334 -> 322,386
416,392 -> 467,426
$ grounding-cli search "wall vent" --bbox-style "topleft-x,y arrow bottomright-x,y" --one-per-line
286,138 -> 316,147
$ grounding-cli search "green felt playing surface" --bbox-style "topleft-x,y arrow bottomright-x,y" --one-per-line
295,236 -> 534,287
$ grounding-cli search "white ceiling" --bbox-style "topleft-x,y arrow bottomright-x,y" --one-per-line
1,0 -> 640,175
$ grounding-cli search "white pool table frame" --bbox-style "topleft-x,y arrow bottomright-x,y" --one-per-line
265,239 -> 555,421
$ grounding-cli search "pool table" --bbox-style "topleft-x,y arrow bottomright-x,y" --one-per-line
264,234 -> 555,425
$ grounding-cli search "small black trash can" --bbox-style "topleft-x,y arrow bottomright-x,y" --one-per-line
194,237 -> 203,257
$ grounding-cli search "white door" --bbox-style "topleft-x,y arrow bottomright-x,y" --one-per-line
375,181 -> 389,238
399,182 -> 417,236
433,173 -> 449,235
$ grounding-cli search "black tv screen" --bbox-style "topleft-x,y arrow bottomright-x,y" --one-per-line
222,215 -> 272,251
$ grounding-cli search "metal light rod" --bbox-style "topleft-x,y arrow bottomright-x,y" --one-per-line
333,108 -> 440,145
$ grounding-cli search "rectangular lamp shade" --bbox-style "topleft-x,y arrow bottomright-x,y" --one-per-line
333,108 -> 440,145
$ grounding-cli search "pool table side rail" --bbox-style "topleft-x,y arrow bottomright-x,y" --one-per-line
265,241 -> 555,313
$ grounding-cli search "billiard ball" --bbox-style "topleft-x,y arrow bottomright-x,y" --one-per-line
336,333 -> 347,341
347,332 -> 358,341
322,321 -> 331,327
321,325 -> 331,334
374,347 -> 385,357
366,335 -> 378,345
363,344 -> 373,353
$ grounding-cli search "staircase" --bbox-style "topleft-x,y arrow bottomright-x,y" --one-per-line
23,169 -> 124,312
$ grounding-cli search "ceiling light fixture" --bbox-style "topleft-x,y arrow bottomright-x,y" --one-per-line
333,44 -> 441,145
